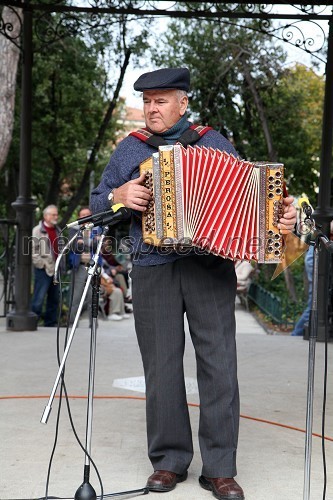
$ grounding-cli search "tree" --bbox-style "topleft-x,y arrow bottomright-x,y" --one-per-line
0,6 -> 22,170
1,12 -> 152,223
261,64 -> 324,199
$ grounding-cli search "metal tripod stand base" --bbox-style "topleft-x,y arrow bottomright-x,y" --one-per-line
74,481 -> 149,499
75,481 -> 96,500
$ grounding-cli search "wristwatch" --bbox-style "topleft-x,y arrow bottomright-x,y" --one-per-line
108,188 -> 116,206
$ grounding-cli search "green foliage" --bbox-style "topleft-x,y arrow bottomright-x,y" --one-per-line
1,10 -> 153,221
32,37 -> 114,205
255,256 -> 307,320
2,31 -> 114,218
250,64 -> 323,199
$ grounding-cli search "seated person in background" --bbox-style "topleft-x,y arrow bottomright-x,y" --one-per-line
100,269 -> 130,321
235,260 -> 254,293
102,238 -> 132,306
103,258 -> 128,296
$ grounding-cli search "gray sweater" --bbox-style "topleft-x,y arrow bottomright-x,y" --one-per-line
90,126 -> 238,266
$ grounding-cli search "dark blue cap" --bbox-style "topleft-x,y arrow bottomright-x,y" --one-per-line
134,68 -> 190,92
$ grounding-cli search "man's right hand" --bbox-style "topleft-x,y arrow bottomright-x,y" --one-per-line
113,172 -> 152,212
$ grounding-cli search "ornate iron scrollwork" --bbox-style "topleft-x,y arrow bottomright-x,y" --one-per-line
257,18 -> 327,61
281,20 -> 326,53
0,1 -> 331,58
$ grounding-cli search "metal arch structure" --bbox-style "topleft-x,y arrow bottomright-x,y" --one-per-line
1,1 -> 333,333
1,3 -> 332,52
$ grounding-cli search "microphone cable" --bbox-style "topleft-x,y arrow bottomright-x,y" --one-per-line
321,250 -> 332,500
322,331 -> 328,500
43,248 -> 73,500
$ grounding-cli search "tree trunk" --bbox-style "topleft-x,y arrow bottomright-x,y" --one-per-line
60,47 -> 132,227
0,7 -> 22,170
241,60 -> 278,162
241,55 -> 297,303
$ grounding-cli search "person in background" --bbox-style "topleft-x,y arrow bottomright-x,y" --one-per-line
68,206 -> 100,325
291,218 -> 333,337
102,236 -> 132,291
235,260 -> 254,294
100,268 -> 130,321
291,245 -> 314,337
90,67 -> 297,500
31,204 -> 63,326
102,251 -> 130,300
101,245 -> 133,314
68,207 -> 130,323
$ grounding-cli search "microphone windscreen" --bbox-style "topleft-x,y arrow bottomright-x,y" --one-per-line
113,204 -> 131,220
298,196 -> 310,208
112,203 -> 126,213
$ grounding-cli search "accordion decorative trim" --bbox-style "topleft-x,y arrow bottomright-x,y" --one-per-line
140,145 -> 285,263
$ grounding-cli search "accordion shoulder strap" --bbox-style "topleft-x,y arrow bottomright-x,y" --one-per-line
177,125 -> 213,146
129,124 -> 213,148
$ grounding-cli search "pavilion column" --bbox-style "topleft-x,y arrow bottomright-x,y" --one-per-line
312,17 -> 333,341
6,4 -> 38,331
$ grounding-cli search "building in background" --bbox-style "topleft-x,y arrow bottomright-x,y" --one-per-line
116,98 -> 145,142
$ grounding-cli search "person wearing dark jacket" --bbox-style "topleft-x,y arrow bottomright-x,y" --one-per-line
90,68 -> 297,500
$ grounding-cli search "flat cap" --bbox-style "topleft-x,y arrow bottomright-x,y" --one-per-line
134,67 -> 190,92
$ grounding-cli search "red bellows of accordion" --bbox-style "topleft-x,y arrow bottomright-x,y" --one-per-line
140,145 -> 285,263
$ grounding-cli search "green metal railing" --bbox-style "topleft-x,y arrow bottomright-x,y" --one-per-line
248,282 -> 295,326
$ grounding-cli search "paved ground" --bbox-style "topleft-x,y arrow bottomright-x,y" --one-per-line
0,301 -> 332,500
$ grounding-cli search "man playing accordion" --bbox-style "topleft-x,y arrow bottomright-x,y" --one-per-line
91,67 -> 296,500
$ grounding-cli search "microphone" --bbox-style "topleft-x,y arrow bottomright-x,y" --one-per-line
66,204 -> 131,228
298,196 -> 313,217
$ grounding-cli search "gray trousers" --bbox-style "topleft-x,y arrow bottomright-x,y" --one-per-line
131,254 -> 239,478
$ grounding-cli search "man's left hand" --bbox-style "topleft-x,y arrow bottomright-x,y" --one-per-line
278,196 -> 297,234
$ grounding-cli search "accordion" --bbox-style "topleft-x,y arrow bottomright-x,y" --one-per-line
140,145 -> 285,263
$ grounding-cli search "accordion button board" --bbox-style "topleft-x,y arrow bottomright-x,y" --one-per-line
140,145 -> 284,263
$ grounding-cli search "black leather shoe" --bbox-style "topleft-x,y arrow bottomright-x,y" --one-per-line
199,475 -> 245,499
147,470 -> 188,492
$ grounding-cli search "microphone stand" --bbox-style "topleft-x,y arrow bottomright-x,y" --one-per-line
302,216 -> 333,500
41,224 -> 148,500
